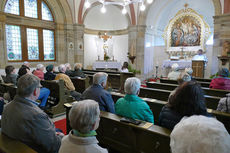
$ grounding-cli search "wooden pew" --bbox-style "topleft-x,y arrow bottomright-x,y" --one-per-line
0,132 -> 37,153
64,103 -> 171,153
110,92 -> 230,133
70,77 -> 90,93
146,82 -> 229,97
82,70 -> 134,90
160,78 -> 210,88
40,80 -> 75,117
139,87 -> 220,110
194,77 -> 212,82
0,83 -> 17,100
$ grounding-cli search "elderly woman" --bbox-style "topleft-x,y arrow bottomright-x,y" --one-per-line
59,100 -> 108,153
170,115 -> 230,153
209,68 -> 230,90
33,64 -> 45,80
115,77 -> 154,123
44,64 -> 56,80
70,63 -> 86,78
159,81 -> 210,130
168,63 -> 181,80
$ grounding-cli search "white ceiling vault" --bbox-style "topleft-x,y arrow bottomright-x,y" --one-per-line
64,0 -> 223,31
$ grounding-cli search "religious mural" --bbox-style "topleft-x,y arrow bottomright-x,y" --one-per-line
171,16 -> 201,47
163,7 -> 210,55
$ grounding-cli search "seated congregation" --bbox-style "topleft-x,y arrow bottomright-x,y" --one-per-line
0,62 -> 230,153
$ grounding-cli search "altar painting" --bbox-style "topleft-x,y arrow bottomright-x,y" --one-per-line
163,8 -> 210,53
171,16 -> 201,47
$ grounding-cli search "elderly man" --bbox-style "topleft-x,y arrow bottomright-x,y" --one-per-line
192,49 -> 208,66
55,64 -> 81,100
170,115 -> 230,153
81,72 -> 115,113
59,100 -> 108,153
70,63 -> 86,78
1,74 -> 62,153
65,63 -> 73,76
115,77 -> 154,123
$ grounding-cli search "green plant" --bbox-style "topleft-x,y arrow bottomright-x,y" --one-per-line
128,65 -> 141,74
104,55 -> 110,61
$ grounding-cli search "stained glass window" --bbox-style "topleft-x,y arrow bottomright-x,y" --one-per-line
27,28 -> 39,60
5,25 -> 22,61
42,2 -> 53,21
43,30 -> 55,60
4,0 -> 20,15
24,0 -> 38,18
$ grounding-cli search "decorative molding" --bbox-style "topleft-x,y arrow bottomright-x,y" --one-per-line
84,28 -> 129,35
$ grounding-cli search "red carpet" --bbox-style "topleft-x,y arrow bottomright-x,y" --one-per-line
54,118 -> 67,135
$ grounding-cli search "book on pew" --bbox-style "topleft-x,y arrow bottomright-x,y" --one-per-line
120,117 -> 142,125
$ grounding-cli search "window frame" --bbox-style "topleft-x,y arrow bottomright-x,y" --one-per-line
4,0 -> 56,62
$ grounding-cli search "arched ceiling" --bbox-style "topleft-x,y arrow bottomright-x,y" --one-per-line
84,4 -> 130,30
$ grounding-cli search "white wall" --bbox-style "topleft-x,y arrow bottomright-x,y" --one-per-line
84,34 -> 128,69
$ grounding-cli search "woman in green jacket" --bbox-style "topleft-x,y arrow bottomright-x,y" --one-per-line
115,77 -> 154,123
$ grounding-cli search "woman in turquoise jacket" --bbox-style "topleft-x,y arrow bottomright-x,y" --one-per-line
115,77 -> 154,123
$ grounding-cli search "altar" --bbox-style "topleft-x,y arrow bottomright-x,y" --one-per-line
162,60 -> 192,69
93,61 -> 121,71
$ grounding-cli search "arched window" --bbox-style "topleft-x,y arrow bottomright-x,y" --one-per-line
4,0 -> 55,61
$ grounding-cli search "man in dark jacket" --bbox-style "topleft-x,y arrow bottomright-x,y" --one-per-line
81,72 -> 115,113
70,63 -> 86,78
1,74 -> 62,153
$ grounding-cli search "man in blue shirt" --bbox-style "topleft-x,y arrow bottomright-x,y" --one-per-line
81,72 -> 115,113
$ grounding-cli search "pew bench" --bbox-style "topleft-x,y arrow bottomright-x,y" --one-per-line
70,77 -> 90,93
64,103 -> 171,153
40,80 -> 75,117
146,82 -> 229,97
110,92 -> 230,133
82,70 -> 134,90
160,78 -> 210,88
0,132 -> 37,153
139,87 -> 221,110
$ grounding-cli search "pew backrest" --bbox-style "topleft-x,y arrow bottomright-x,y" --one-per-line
146,82 -> 229,97
70,77 -> 90,93
0,132 -> 37,153
110,92 -> 230,133
64,103 -> 171,153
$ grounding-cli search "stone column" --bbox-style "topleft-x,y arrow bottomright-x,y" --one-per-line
213,14 -> 230,72
56,23 -> 67,65
0,12 -> 6,68
65,24 -> 74,65
73,24 -> 85,65
128,25 -> 155,79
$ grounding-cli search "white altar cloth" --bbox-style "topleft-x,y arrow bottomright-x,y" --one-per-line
93,61 -> 121,70
162,60 -> 192,69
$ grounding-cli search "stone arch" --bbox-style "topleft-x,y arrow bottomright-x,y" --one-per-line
0,0 -> 73,24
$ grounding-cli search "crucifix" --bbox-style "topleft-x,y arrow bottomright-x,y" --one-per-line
180,46 -> 185,59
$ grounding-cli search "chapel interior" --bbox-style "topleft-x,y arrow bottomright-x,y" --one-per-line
0,0 -> 229,79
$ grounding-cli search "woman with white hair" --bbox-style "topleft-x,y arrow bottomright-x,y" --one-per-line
167,63 -> 181,80
33,64 -> 45,80
115,77 -> 154,123
59,100 -> 108,153
170,115 -> 230,153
